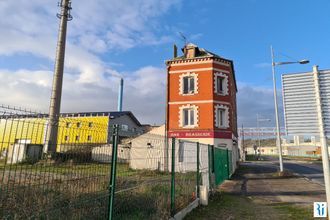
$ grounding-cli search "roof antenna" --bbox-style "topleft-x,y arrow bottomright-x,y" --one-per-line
57,0 -> 73,21
178,32 -> 187,47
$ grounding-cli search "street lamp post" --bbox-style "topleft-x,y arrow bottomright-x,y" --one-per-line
270,45 -> 309,172
256,114 -> 271,149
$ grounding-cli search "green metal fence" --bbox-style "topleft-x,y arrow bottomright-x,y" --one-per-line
0,105 -> 234,219
0,106 -> 112,219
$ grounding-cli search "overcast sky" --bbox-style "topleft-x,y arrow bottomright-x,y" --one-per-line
1,0 -> 330,127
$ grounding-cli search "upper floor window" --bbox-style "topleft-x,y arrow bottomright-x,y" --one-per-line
216,76 -> 224,94
215,104 -> 229,128
66,122 -> 71,128
121,124 -> 129,131
217,108 -> 225,127
214,72 -> 228,95
179,72 -> 198,95
179,104 -> 199,128
183,76 -> 195,94
183,108 -> 195,126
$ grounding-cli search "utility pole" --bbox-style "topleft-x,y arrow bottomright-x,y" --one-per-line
257,114 -> 260,148
45,0 -> 72,153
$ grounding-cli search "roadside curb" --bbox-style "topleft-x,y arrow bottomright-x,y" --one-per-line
289,170 -> 325,187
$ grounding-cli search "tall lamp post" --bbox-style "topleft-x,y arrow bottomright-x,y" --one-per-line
271,45 -> 309,172
256,114 -> 271,149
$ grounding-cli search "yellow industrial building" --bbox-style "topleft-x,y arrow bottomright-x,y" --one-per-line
0,115 -> 109,152
0,111 -> 144,157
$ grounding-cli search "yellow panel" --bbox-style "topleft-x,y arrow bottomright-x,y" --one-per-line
0,118 -> 46,151
0,116 -> 109,153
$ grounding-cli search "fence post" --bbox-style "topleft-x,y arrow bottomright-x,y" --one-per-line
170,137 -> 176,216
212,145 -> 215,173
208,144 -> 212,191
197,142 -> 200,198
108,124 -> 119,220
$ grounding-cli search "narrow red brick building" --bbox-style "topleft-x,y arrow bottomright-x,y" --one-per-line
166,43 -> 238,152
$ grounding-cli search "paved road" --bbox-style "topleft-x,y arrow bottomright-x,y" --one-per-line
263,156 -> 325,185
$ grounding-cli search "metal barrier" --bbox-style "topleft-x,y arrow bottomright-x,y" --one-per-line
0,104 -> 232,219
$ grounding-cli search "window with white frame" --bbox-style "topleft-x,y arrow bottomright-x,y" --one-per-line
214,72 -> 228,95
121,124 -> 129,131
217,108 -> 225,127
215,104 -> 229,128
179,104 -> 198,128
183,76 -> 195,94
179,73 -> 198,95
183,108 -> 195,126
216,76 -> 225,94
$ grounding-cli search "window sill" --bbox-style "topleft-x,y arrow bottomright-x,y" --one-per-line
215,92 -> 227,96
181,93 -> 197,96
216,126 -> 229,129
181,125 -> 198,129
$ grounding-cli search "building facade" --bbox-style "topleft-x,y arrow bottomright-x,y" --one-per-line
0,111 -> 144,152
166,43 -> 238,151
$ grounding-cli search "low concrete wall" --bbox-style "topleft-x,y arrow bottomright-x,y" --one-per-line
92,144 -> 130,163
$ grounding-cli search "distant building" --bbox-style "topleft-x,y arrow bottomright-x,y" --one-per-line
166,43 -> 238,151
0,111 -> 144,153
56,111 -> 144,143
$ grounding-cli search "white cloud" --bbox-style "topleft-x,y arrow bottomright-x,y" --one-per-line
237,83 -> 284,127
0,0 -> 181,124
0,66 -> 166,124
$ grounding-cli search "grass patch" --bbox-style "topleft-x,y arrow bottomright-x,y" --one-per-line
184,193 -> 314,220
273,203 -> 314,220
184,193 -> 269,220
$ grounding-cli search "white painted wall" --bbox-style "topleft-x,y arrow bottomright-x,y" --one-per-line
92,144 -> 130,163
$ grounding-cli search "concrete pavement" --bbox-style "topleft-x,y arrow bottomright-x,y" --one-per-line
263,155 -> 325,185
221,161 -> 325,206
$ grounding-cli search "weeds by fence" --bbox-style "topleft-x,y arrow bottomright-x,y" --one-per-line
0,105 -> 226,219
0,105 -> 111,219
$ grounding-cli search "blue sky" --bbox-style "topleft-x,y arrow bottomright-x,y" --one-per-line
0,0 -> 329,126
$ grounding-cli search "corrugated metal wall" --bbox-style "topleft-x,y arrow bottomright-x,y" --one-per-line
282,70 -> 330,136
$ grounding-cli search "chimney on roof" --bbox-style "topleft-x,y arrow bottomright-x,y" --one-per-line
183,43 -> 198,59
173,44 -> 178,58
117,78 -> 124,112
